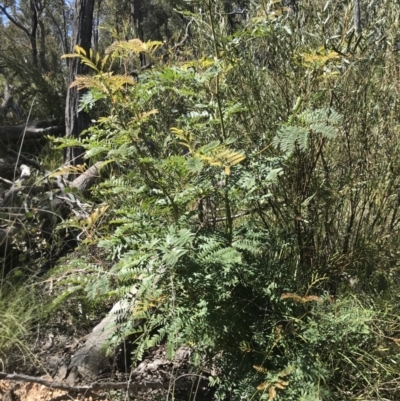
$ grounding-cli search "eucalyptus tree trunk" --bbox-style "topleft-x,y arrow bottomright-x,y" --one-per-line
130,0 -> 143,38
64,0 -> 95,167
29,0 -> 39,67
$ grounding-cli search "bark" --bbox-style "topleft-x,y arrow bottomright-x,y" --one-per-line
130,0 -> 145,66
93,0 -> 102,51
29,0 -> 39,67
66,299 -> 132,380
38,19 -> 48,72
70,161 -> 102,195
130,0 -> 142,34
64,0 -> 95,167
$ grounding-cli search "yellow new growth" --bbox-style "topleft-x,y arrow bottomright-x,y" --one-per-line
62,39 -> 162,93
171,128 -> 246,174
105,39 -> 162,57
197,147 -> 245,175
170,127 -> 195,153
69,73 -> 136,93
302,50 -> 340,68
300,47 -> 340,69
48,164 -> 86,178
62,45 -> 102,72
255,365 -> 294,399
85,206 -> 109,227
182,57 -> 216,71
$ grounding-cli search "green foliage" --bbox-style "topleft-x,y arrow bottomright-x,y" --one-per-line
274,108 -> 342,156
51,0 -> 400,399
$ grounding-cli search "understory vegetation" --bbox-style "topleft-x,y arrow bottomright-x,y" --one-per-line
2,0 -> 400,399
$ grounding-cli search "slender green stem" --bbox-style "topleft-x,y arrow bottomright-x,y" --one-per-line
207,0 -> 232,239
207,0 -> 226,142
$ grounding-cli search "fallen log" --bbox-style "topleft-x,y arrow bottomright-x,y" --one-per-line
65,298 -> 133,380
0,120 -> 65,142
70,161 -> 103,195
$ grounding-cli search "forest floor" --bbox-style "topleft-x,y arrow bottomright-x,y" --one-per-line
0,310 -> 213,401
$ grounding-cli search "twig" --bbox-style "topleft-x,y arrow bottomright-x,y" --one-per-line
223,8 -> 248,15
5,147 -> 42,171
0,177 -> 13,185
214,210 -> 251,222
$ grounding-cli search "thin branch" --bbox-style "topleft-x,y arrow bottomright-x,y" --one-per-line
0,177 -> 13,185
172,19 -> 193,51
214,210 -> 250,222
223,8 -> 248,15
5,147 -> 42,171
0,4 -> 31,37
0,372 -> 195,393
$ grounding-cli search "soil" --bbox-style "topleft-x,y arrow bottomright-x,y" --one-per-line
0,310 -> 213,401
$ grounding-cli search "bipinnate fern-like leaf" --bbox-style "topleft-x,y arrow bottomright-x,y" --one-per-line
70,73 -> 136,93
105,39 -> 162,57
63,41 -> 160,95
273,125 -> 309,155
158,228 -> 194,267
61,45 -> 102,72
171,128 -> 246,174
232,238 -> 264,255
197,237 -> 242,266
274,107 -> 342,155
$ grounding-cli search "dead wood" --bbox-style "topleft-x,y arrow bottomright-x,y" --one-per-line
70,161 -> 103,195
0,120 -> 65,142
0,372 -> 198,393
65,299 -> 132,381
0,162 -> 104,272
1,185 -> 46,207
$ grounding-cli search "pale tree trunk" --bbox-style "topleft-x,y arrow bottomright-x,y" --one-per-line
93,0 -> 102,51
64,0 -> 95,167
